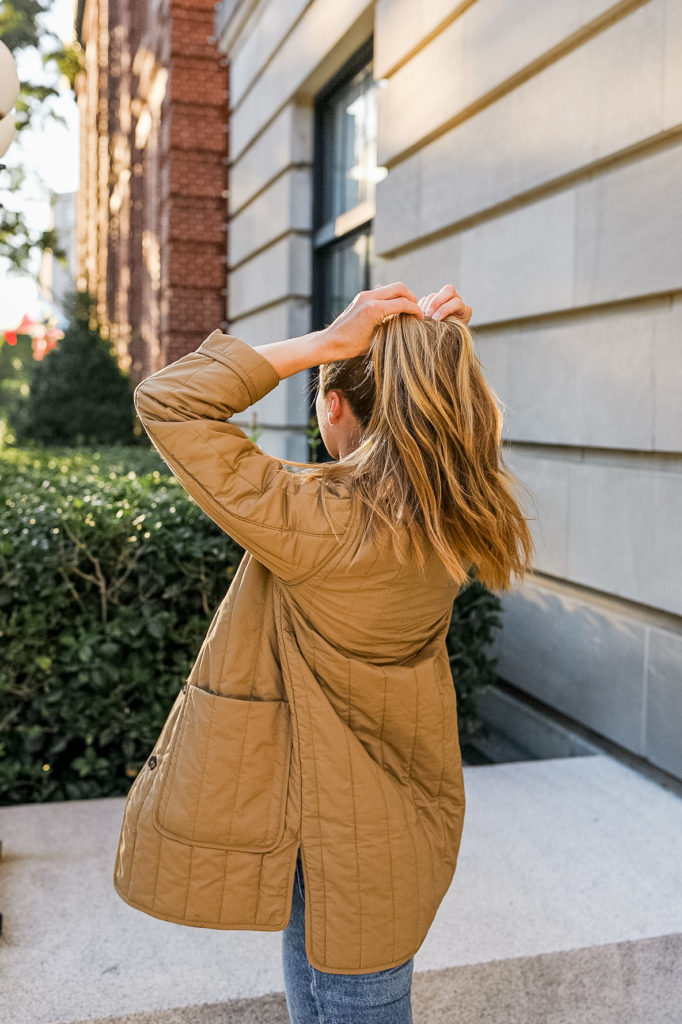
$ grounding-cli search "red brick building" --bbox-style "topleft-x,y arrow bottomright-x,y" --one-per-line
74,0 -> 229,380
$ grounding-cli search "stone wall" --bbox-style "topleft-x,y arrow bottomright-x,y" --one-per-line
215,0 -> 682,779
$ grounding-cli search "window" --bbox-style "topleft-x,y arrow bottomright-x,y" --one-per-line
309,38 -> 386,461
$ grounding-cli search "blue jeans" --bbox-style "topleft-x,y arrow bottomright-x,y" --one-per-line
281,849 -> 414,1023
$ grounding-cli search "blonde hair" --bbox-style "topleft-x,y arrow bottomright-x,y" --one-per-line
273,313 -> 536,591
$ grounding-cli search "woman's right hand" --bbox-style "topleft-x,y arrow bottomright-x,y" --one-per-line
419,284 -> 472,324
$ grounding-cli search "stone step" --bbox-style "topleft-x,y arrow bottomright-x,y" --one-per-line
68,932 -> 682,1024
1,755 -> 681,1024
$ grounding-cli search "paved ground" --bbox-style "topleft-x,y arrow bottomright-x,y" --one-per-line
1,754 -> 681,1024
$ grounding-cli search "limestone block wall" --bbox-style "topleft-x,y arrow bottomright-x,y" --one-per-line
215,0 -> 682,779
217,0 -> 375,461
374,0 -> 682,780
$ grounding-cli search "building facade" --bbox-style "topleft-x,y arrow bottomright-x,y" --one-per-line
74,0 -> 228,376
214,0 -> 682,782
38,190 -> 79,319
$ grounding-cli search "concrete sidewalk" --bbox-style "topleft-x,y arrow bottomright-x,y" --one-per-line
1,754 -> 681,1024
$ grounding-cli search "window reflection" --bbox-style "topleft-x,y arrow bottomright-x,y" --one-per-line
319,232 -> 369,325
322,65 -> 385,224
311,40 -> 382,460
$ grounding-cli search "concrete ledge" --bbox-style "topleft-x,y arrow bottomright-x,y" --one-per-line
474,682 -> 606,762
71,932 -> 682,1024
2,755 -> 681,1024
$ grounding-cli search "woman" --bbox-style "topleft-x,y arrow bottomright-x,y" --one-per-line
274,283 -> 533,1022
113,282 -> 534,1024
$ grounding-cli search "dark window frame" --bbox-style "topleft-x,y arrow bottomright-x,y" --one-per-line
309,37 -> 375,457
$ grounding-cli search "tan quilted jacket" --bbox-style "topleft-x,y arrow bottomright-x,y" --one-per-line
112,328 -> 467,975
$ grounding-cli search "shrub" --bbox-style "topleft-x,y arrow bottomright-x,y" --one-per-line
10,290 -> 139,448
0,445 -> 245,803
446,572 -> 503,756
0,445 -> 502,804
0,332 -> 34,448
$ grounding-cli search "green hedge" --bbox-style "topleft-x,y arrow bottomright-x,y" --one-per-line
0,444 -> 500,805
7,289 -> 140,448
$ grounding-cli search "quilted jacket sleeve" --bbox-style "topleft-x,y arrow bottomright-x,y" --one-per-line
133,329 -> 350,585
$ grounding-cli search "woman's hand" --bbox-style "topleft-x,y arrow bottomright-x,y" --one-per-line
254,281 -> 473,380
419,284 -> 472,324
320,281 -> 425,361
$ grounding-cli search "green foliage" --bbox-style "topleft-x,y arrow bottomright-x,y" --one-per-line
0,0 -> 53,52
10,291 -> 139,448
0,445 -> 248,804
0,331 -> 34,448
0,444 -> 503,805
446,570 -> 503,755
305,416 -> 323,462
0,0 -> 70,133
41,41 -> 84,91
0,0 -> 80,271
11,79 -> 62,134
0,203 -> 65,273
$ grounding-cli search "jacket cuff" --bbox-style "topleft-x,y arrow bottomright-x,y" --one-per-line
197,329 -> 282,405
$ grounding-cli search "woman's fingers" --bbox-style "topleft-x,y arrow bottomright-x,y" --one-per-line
434,297 -> 472,323
419,285 -> 457,315
379,297 -> 425,323
418,293 -> 437,312
369,281 -> 472,323
369,282 -> 424,321
323,283 -> 427,360
426,284 -> 458,315
421,284 -> 472,324
370,281 -> 420,305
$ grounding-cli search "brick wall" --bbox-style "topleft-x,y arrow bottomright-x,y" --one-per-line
75,0 -> 229,381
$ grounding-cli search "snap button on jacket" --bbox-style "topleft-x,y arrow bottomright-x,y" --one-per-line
112,329 -> 467,975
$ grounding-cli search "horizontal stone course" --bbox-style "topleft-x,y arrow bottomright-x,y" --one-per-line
227,0 -> 373,160
505,449 -> 682,618
376,0 -> 677,247
229,104 -> 312,216
229,169 -> 311,268
228,0 -> 310,108
228,234 -> 310,321
491,577 -> 682,777
375,0 -> 643,92
475,298 -> 682,452
375,140 -> 682,324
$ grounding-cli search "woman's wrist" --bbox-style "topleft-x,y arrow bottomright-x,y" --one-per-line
254,329 -> 334,380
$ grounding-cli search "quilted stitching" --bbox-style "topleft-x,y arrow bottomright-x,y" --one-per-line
112,329 -> 467,974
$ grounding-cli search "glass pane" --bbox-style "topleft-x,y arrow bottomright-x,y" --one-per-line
309,232 -> 370,462
318,232 -> 369,326
321,64 -> 380,224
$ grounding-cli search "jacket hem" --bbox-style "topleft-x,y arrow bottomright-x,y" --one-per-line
112,870 -> 422,974
302,942 -> 422,976
112,876 -> 294,932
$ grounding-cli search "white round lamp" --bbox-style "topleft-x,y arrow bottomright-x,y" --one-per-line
0,111 -> 15,157
0,39 -> 20,158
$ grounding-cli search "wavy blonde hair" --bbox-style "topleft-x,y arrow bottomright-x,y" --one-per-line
273,312 -> 536,591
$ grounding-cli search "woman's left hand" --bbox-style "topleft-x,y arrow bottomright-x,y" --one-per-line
320,282 -> 425,361
418,284 -> 472,324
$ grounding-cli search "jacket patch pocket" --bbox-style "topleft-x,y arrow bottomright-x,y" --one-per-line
152,683 -> 292,853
